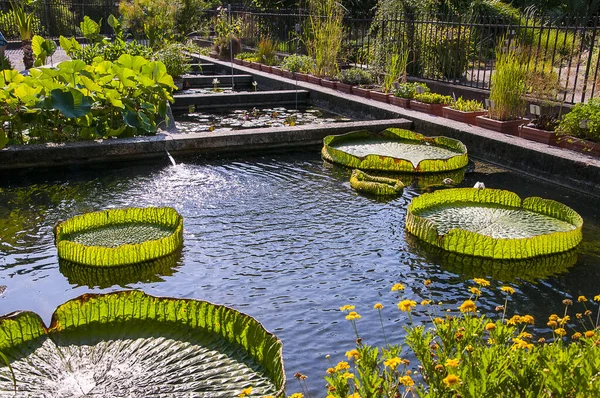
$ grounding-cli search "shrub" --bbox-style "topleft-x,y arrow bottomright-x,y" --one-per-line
418,25 -> 472,80
414,92 -> 454,105
255,37 -> 278,66
153,42 -> 192,78
450,97 -> 485,112
557,98 -> 600,143
489,46 -> 528,121
393,82 -> 429,99
235,52 -> 256,60
337,68 -> 373,86
119,0 -> 178,46
281,54 -> 315,73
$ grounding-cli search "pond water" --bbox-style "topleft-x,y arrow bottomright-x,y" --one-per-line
0,150 -> 599,396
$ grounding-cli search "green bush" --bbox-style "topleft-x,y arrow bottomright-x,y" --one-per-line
337,68 -> 373,86
418,25 -> 472,80
281,54 -> 315,73
153,42 -> 192,78
255,37 -> 278,66
557,99 -> 600,143
393,82 -> 429,99
414,92 -> 454,105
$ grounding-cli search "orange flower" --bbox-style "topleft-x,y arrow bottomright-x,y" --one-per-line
485,322 -> 496,331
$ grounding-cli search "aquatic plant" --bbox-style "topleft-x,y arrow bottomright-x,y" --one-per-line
304,0 -> 344,77
55,207 -> 184,267
349,169 -> 404,196
405,188 -> 583,259
322,128 -> 468,173
0,290 -> 285,396
382,50 -> 409,93
488,45 -> 528,121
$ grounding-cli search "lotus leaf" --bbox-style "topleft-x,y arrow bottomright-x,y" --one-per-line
350,169 -> 404,196
55,207 -> 184,267
322,128 -> 468,173
0,290 -> 285,397
405,188 -> 583,259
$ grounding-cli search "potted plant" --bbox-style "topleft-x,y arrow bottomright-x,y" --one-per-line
234,52 -> 255,66
12,0 -> 36,69
555,99 -> 600,156
371,50 -> 410,104
280,54 -> 314,80
519,114 -> 560,145
154,42 -> 192,90
411,92 -> 454,116
442,97 -> 488,125
336,68 -> 373,96
391,82 -> 429,108
476,47 -> 528,135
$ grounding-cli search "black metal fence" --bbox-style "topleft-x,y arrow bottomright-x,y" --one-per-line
0,0 -> 118,40
213,9 -> 600,104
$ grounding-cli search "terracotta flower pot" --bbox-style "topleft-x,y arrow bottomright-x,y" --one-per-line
241,60 -> 251,67
475,116 -> 528,136
370,90 -> 390,103
390,97 -> 411,108
558,136 -> 600,156
233,58 -> 243,65
352,87 -> 371,98
296,73 -> 309,82
306,74 -> 322,85
249,62 -> 262,70
518,125 -> 558,146
442,107 -> 488,125
410,101 -> 447,117
321,79 -> 337,89
282,70 -> 295,79
271,67 -> 283,76
336,82 -> 352,94
260,64 -> 272,73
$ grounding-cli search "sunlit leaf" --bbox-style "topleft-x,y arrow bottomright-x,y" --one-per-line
50,88 -> 93,118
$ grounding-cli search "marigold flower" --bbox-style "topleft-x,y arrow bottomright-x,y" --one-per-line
424,279 -> 432,286
399,375 -> 415,387
485,322 -> 496,331
346,311 -> 361,321
342,372 -> 354,379
473,278 -> 490,287
384,357 -> 402,370
572,332 -> 582,340
398,300 -> 417,312
594,294 -> 600,302
238,387 -> 252,397
421,300 -> 432,306
500,286 -> 516,295
469,287 -> 481,295
459,299 -> 477,313
443,374 -> 461,388
326,367 -> 336,374
445,358 -> 460,367
521,315 -> 534,324
555,328 -> 567,337
578,295 -> 588,302
507,315 -> 522,326
374,303 -> 384,309
585,330 -> 595,338
345,350 -> 359,360
335,361 -> 350,372
512,338 -> 533,350
340,305 -> 355,312
391,283 -> 405,292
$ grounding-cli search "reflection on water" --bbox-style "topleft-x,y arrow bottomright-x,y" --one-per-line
0,150 -> 599,395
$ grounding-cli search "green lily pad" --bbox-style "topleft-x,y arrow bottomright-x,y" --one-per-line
322,128 -> 468,173
405,188 -> 583,259
55,207 -> 184,267
349,169 -> 404,196
0,291 -> 285,397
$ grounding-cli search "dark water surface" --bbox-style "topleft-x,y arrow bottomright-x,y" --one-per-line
1,150 -> 599,395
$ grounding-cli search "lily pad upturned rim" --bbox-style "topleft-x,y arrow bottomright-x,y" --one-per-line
405,188 -> 584,259
0,290 -> 286,397
322,128 -> 468,173
55,207 -> 184,267
349,169 -> 405,196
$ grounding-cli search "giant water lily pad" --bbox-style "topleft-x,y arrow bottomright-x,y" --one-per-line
0,290 -> 285,397
322,128 -> 468,172
405,188 -> 583,259
55,207 -> 184,267
350,169 -> 404,196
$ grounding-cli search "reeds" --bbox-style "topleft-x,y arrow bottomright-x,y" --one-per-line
489,45 -> 528,121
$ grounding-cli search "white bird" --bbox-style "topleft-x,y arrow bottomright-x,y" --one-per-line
443,178 -> 454,185
473,181 -> 486,189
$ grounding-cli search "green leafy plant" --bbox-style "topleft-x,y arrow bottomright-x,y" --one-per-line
529,114 -> 560,132
418,25 -> 472,80
406,188 -> 583,259
119,0 -> 178,47
393,82 -> 429,99
281,54 -> 315,73
304,0 -> 344,77
337,68 -> 373,86
255,37 -> 278,66
413,92 -> 454,105
153,42 -> 192,79
236,52 -> 257,61
10,0 -> 37,69
450,97 -> 485,112
0,9 -> 40,40
382,49 -> 409,93
557,98 -> 600,143
489,45 -> 528,121
31,35 -> 56,67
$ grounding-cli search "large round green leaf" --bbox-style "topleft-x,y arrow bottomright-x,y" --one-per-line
0,290 -> 285,397
349,169 -> 404,196
405,188 -> 583,259
322,128 -> 468,173
55,207 -> 184,267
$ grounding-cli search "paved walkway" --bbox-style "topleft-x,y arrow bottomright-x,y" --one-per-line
5,47 -> 71,72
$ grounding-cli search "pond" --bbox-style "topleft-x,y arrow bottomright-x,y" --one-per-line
0,150 -> 599,396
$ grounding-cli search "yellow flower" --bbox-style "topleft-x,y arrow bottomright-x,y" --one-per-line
435,364 -> 444,371
473,278 -> 490,287
326,367 -> 336,374
585,310 -> 593,316
469,287 -> 482,295
289,394 -> 304,398
445,358 -> 460,367
555,328 -> 567,337
335,361 -> 350,371
263,396 -> 275,398
549,314 -> 559,321
398,300 -> 417,312
487,338 -> 496,345
585,330 -> 595,338
521,315 -> 534,324
578,295 -> 588,302
374,303 -> 384,309
392,283 -> 405,292
507,315 -> 522,326
345,349 -> 359,360
547,320 -> 558,328
399,375 -> 415,387
424,279 -> 432,286
594,294 -> 600,302
238,387 -> 252,397
518,332 -> 532,339
342,372 -> 354,379
572,332 -> 583,340
340,305 -> 355,312
558,315 -> 570,326
485,322 -> 496,331
421,300 -> 432,306
347,394 -> 360,398
443,374 -> 461,388
346,311 -> 361,321
434,317 -> 445,324
500,286 -> 516,295
465,345 -> 473,352
577,313 -> 583,319
384,357 -> 403,370
459,299 -> 477,313
512,338 -> 533,350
